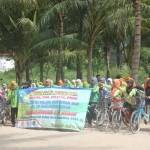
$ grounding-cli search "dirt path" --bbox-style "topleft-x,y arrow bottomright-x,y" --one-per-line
0,125 -> 150,150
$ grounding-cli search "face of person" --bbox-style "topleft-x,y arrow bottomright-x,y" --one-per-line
97,76 -> 101,82
107,80 -> 112,85
99,83 -> 103,89
113,81 -> 116,87
45,81 -> 51,86
147,81 -> 150,87
127,81 -> 133,88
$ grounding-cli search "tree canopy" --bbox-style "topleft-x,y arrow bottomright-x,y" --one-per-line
0,0 -> 150,84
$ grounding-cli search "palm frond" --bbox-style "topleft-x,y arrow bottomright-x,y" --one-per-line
0,0 -> 38,8
17,17 -> 38,32
9,16 -> 17,29
40,0 -> 86,28
31,35 -> 87,51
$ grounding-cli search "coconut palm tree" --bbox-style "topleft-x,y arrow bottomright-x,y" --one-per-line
36,0 -> 87,82
131,0 -> 142,81
84,0 -> 107,81
0,0 -> 38,85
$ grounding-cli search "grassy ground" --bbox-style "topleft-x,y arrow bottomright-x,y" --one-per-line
0,65 -> 148,83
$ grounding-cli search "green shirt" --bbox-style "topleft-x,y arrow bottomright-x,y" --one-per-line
8,89 -> 19,108
90,85 -> 100,103
113,89 -> 123,99
83,82 -> 90,88
127,88 -> 137,105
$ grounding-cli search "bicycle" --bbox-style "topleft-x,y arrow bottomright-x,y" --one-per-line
96,96 -> 111,130
85,103 -> 98,128
0,100 -> 10,126
111,98 -> 131,132
130,90 -> 149,133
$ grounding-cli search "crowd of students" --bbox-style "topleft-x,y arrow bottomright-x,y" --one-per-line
86,76 -> 150,127
0,75 -> 150,127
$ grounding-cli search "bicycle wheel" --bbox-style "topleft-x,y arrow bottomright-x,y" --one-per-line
130,111 -> 141,134
96,110 -> 109,130
111,110 -> 122,132
2,111 -> 8,126
122,109 -> 131,128
102,111 -> 110,130
96,111 -> 104,127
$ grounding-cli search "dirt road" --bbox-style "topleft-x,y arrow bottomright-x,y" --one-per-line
0,125 -> 150,150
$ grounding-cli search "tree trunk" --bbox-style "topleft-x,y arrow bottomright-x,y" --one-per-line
131,0 -> 141,82
15,59 -> 23,86
56,12 -> 64,83
40,61 -> 44,82
87,45 -> 93,82
104,42 -> 111,78
25,60 -> 30,82
116,44 -> 121,69
61,66 -> 64,80
76,55 -> 83,79
76,11 -> 84,80
45,62 -> 50,79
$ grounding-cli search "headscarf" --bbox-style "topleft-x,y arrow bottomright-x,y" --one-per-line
9,80 -> 18,90
83,80 -> 89,88
44,79 -> 52,87
90,77 -> 98,87
31,83 -> 36,88
99,77 -> 106,84
76,79 -> 83,87
107,78 -> 113,85
111,79 -> 121,96
120,78 -> 127,87
64,79 -> 71,87
58,80 -> 64,86
127,78 -> 135,87
144,78 -> 150,90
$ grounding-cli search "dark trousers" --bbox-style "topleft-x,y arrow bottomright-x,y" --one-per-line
145,99 -> 150,114
86,103 -> 97,125
11,108 -> 18,125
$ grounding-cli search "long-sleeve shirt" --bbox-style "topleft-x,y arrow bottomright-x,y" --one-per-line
8,89 -> 19,108
126,88 -> 137,105
90,85 -> 100,103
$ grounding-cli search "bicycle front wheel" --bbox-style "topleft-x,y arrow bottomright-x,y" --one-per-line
130,111 -> 141,134
111,110 -> 122,132
96,110 -> 109,130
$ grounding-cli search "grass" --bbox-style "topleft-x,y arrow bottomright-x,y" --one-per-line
0,64 -> 148,83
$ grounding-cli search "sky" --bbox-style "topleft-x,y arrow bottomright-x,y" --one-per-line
0,57 -> 14,72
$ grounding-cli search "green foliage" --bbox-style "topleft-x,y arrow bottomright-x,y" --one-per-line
0,69 -> 15,83
0,0 -> 150,82
0,63 -> 148,83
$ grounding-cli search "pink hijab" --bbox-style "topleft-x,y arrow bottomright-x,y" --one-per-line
111,79 -> 121,96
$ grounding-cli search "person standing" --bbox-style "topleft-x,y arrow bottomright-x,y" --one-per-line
144,78 -> 150,114
8,81 -> 19,127
86,77 -> 100,126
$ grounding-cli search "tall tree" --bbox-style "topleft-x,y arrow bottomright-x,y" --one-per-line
131,0 -> 141,81
84,0 -> 105,81
0,0 -> 39,85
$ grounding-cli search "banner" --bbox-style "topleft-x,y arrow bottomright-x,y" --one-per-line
17,87 -> 91,131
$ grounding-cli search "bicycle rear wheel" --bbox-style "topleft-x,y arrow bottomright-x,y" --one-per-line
112,110 -> 122,132
130,111 -> 141,134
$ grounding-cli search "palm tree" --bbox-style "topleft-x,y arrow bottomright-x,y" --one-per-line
38,0 -> 87,82
0,0 -> 38,85
131,0 -> 141,81
84,0 -> 106,81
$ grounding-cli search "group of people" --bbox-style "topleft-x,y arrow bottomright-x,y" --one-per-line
0,75 -> 150,128
87,76 -> 150,127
